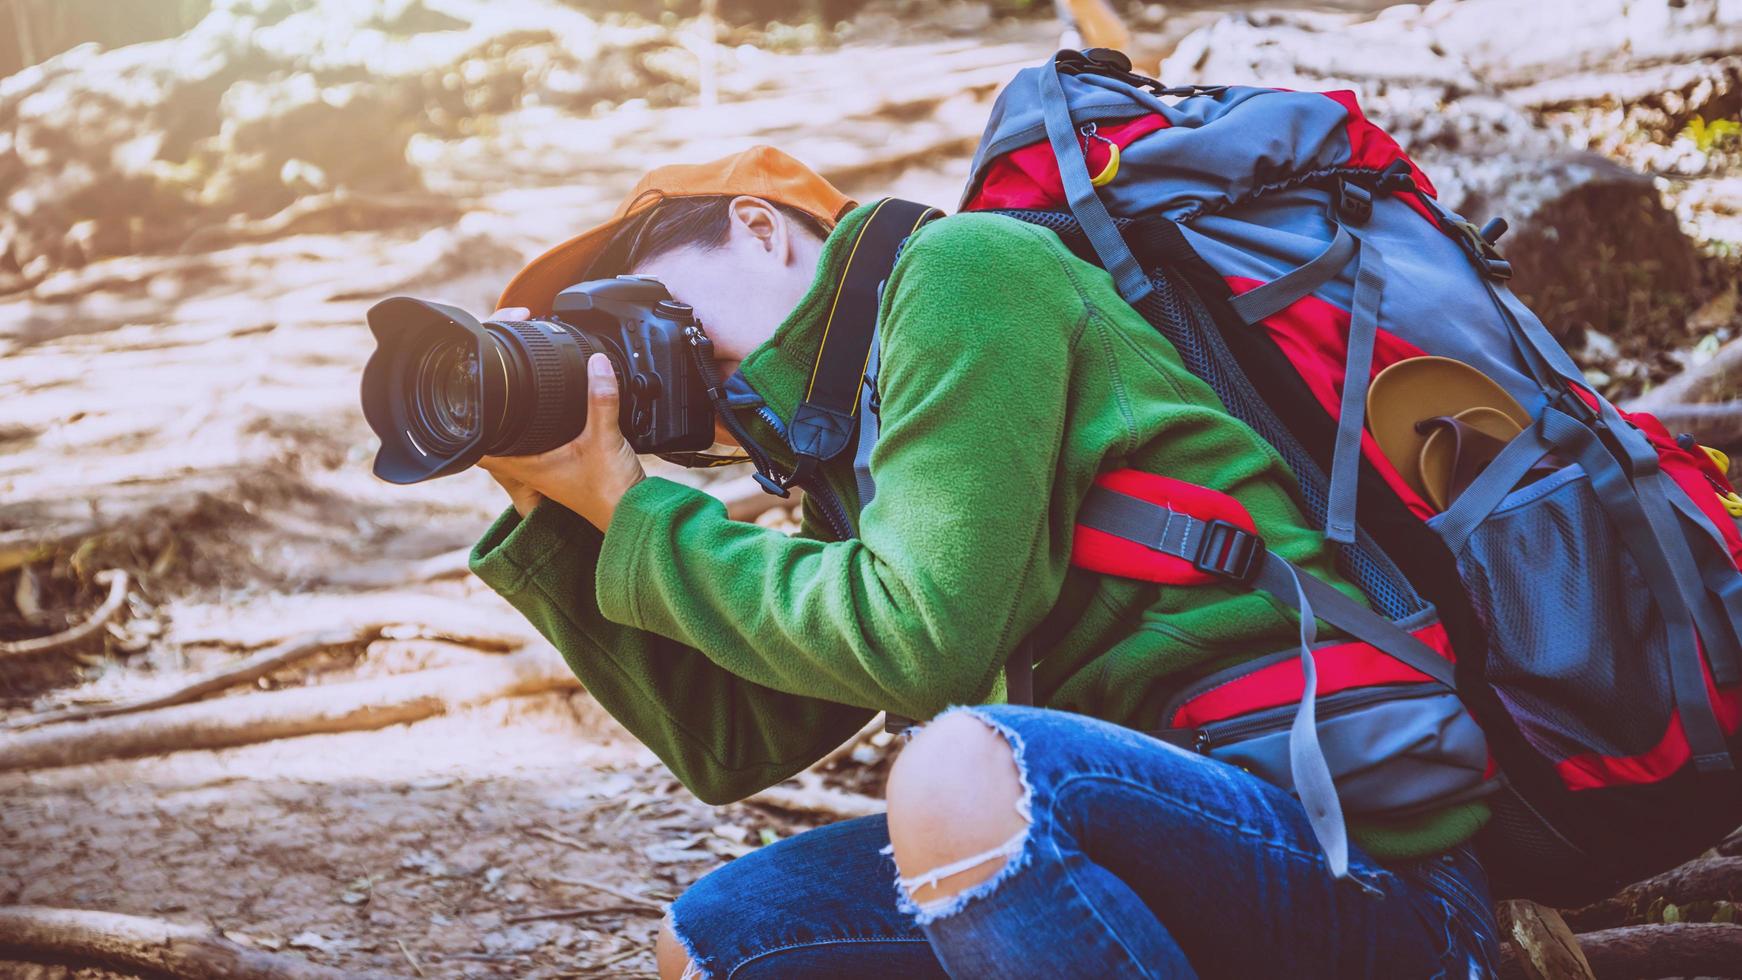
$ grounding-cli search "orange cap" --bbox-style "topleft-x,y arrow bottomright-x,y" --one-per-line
497,145 -> 855,315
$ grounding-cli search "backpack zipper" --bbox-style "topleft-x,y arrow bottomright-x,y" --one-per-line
1190,683 -> 1429,752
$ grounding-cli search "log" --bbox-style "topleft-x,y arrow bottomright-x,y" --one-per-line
1635,401 -> 1742,450
1717,825 -> 1742,858
3,620 -> 522,731
0,651 -> 578,771
1576,922 -> 1742,979
1495,900 -> 1594,980
1564,857 -> 1742,932
0,570 -> 128,659
0,905 -> 360,979
1627,337 -> 1742,414
1060,0 -> 1132,51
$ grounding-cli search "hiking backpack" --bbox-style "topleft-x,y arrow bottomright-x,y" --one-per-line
957,49 -> 1742,906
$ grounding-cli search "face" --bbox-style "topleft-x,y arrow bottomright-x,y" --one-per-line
630,196 -> 823,379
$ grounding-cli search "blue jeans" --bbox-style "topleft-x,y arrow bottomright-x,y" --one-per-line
671,705 -> 1500,978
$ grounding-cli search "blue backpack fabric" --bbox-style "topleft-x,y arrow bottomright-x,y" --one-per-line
961,49 -> 1742,906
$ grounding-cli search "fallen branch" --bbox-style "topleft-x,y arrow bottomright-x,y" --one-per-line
0,651 -> 578,771
1627,336 -> 1742,413
177,189 -> 466,253
0,905 -> 360,979
746,775 -> 884,820
317,547 -> 475,589
1634,399 -> 1742,448
1495,900 -> 1593,980
505,906 -> 648,925
0,570 -> 129,660
1574,922 -> 1742,979
168,592 -> 530,653
1718,824 -> 1742,858
1563,856 -> 1742,932
538,868 -> 667,914
3,621 -> 522,731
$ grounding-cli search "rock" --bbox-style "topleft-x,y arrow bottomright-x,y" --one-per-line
1160,0 -> 1733,353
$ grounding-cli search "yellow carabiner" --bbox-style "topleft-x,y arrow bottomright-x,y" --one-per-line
1721,492 -> 1742,518
1091,141 -> 1120,187
1703,444 -> 1731,476
1080,123 -> 1120,187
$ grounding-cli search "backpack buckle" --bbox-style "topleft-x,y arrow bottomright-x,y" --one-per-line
1451,219 -> 1513,280
1334,179 -> 1374,225
1193,520 -> 1266,583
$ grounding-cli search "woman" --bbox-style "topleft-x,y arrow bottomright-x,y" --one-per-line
469,146 -> 1499,978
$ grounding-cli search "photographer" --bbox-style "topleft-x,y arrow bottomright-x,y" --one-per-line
465,146 -> 1498,978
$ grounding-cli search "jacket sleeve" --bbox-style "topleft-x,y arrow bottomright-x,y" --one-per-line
593,223 -> 1084,719
469,502 -> 874,804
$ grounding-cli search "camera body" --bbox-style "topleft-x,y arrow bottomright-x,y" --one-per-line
548,275 -> 710,457
360,276 -> 715,485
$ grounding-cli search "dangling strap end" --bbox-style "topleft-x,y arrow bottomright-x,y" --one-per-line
751,471 -> 791,499
1694,751 -> 1735,774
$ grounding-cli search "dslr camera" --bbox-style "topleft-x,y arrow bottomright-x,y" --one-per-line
361,276 -> 715,484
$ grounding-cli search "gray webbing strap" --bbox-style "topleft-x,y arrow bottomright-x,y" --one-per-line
1538,408 -> 1733,771
1075,490 -> 1457,688
1038,58 -> 1152,304
1431,415 -> 1559,554
852,332 -> 880,510
1251,553 -> 1457,688
1668,489 -> 1742,684
1325,230 -> 1384,545
1416,191 -> 1576,394
1591,396 -> 1742,689
1273,558 -> 1353,882
1484,272 -> 1588,391
1227,225 -> 1358,326
1077,486 -> 1452,886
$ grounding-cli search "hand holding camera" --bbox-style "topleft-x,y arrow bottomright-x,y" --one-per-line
360,276 -> 720,528
477,348 -> 644,528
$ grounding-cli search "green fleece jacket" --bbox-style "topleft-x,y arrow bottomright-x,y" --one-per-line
470,202 -> 1488,859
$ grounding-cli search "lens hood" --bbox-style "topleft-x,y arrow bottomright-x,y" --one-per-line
362,296 -> 501,484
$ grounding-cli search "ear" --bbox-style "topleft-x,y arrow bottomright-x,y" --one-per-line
727,196 -> 791,263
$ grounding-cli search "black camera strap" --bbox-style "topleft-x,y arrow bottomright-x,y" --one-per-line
786,199 -> 942,488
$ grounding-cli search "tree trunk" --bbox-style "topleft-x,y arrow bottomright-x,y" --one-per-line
0,906 -> 365,979
1576,922 -> 1742,979
0,651 -> 578,771
1564,857 -> 1742,932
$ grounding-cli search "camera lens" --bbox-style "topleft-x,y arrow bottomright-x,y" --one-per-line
410,340 -> 482,455
362,297 -> 603,484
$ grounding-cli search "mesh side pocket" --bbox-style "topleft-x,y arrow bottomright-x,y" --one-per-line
1435,465 -> 1673,763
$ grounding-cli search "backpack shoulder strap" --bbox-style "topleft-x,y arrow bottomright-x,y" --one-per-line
786,198 -> 941,488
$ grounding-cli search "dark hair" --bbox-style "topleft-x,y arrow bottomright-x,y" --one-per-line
592,196 -> 831,276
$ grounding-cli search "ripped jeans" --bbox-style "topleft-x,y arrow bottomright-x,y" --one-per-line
668,705 -> 1500,978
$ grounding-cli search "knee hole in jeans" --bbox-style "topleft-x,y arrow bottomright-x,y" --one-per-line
884,708 -> 1033,922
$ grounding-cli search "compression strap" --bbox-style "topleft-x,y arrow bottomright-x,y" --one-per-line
786,199 -> 941,487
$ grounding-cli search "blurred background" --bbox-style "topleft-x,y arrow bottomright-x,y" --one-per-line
0,1 -> 1737,976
